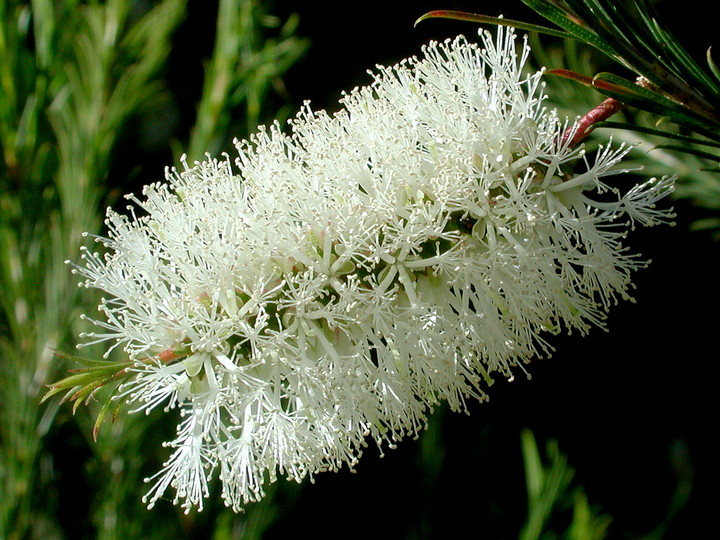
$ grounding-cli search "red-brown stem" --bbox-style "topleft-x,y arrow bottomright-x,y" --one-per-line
562,97 -> 625,148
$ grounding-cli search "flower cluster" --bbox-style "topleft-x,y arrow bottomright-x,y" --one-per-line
73,28 -> 673,512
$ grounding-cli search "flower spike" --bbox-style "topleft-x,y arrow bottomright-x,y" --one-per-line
61,27 -> 673,512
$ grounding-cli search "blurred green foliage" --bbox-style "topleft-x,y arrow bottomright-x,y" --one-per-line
520,429 -> 611,540
0,1 -> 307,537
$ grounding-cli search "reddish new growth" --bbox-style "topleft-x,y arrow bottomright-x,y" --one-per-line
562,97 -> 624,148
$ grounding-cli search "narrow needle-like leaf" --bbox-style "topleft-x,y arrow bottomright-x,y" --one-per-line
415,10 -> 573,40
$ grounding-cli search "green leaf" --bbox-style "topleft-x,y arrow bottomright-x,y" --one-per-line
634,2 -> 720,100
654,144 -> 720,163
563,0 -> 639,58
521,429 -> 544,502
70,376 -> 116,413
41,352 -> 133,440
519,0 -> 617,59
689,216 -> 720,231
520,430 -> 576,540
546,69 -> 640,97
41,353 -> 132,405
707,47 -> 720,86
92,386 -> 124,442
414,10 -> 573,40
593,121 -> 720,149
568,490 -> 612,540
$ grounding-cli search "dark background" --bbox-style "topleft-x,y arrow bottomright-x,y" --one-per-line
101,1 -> 719,538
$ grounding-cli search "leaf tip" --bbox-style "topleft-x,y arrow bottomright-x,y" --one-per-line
414,10 -> 444,27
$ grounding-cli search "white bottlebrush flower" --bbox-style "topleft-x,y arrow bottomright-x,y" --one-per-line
71,27 -> 673,512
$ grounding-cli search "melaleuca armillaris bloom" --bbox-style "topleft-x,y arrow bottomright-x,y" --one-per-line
70,28 -> 673,512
